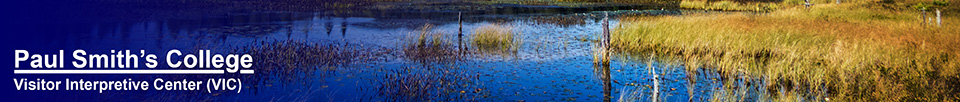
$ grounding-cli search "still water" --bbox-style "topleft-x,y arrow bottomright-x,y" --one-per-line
14,9 -> 785,101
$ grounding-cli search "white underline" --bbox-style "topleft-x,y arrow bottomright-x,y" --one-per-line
13,70 -> 255,74
240,70 -> 254,74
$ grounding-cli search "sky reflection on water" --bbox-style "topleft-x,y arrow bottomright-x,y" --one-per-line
10,9 -> 787,101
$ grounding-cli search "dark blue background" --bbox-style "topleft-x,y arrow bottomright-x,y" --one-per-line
0,1 -> 243,101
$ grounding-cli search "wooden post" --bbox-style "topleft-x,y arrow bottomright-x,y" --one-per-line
937,9 -> 942,27
837,0 -> 840,4
457,12 -> 463,36
922,9 -> 928,26
602,12 -> 609,49
601,12 -> 610,65
458,12 -> 464,54
595,12 -> 611,65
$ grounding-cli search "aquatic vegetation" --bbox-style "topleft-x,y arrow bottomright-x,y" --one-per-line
404,24 -> 459,63
238,41 -> 378,91
471,23 -> 520,52
612,2 -> 960,101
377,66 -> 480,101
243,41 -> 366,72
142,40 -> 385,99
616,86 -> 645,102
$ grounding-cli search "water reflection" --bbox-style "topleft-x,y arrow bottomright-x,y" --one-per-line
325,21 -> 333,35
594,65 -> 613,102
340,17 -> 348,36
15,8 -> 815,101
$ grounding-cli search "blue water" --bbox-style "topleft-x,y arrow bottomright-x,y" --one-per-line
5,10 -> 780,101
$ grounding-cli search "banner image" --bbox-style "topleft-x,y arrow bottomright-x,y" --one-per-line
2,0 -> 958,101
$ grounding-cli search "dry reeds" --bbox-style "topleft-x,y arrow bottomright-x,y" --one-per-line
471,23 -> 520,52
612,3 -> 960,101
404,24 -> 459,63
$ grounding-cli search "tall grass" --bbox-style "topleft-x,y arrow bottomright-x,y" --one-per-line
612,3 -> 960,101
680,0 -> 782,12
404,24 -> 458,63
472,23 -> 520,52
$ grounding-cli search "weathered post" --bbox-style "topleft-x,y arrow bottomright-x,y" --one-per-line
937,9 -> 942,27
601,12 -> 610,65
457,12 -> 463,37
922,9 -> 928,26
837,0 -> 840,4
602,12 -> 609,49
594,11 -> 611,65
458,12 -> 464,54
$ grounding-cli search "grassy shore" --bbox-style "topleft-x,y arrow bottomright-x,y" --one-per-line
680,0 -> 782,12
612,1 -> 959,101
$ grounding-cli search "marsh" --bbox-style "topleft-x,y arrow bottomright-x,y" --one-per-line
8,0 -> 959,101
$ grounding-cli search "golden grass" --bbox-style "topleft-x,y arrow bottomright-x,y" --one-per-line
472,23 -> 520,51
475,0 -> 678,6
680,0 -> 782,12
612,3 -> 960,101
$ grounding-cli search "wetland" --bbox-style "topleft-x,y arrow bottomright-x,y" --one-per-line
9,0 -> 960,101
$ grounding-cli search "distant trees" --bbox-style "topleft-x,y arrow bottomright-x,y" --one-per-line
688,0 -> 782,3
553,0 -> 680,4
